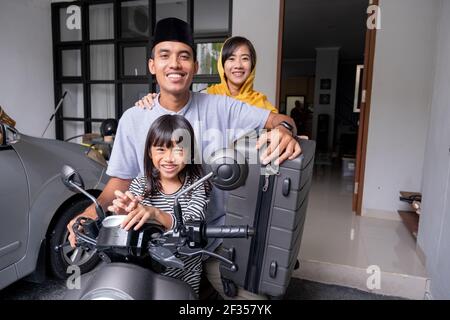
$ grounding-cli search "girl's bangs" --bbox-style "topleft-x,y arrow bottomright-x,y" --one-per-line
152,123 -> 183,148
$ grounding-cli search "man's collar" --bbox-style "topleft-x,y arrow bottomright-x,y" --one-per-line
155,91 -> 193,115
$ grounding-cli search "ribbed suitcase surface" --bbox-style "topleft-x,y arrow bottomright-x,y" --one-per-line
220,137 -> 316,297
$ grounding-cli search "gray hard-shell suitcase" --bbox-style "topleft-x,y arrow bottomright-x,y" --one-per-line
217,135 -> 316,298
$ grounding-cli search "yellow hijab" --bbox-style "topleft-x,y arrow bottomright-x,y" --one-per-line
206,42 -> 278,113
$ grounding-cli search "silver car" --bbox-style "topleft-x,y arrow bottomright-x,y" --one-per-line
0,120 -> 108,290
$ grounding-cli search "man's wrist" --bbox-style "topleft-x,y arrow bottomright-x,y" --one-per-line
276,120 -> 296,136
79,207 -> 99,220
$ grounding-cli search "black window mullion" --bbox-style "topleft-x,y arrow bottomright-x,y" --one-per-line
52,3 -> 64,139
81,2 -> 91,134
147,41 -> 153,92
87,39 -> 116,45
187,0 -> 193,28
56,41 -> 83,48
150,0 -> 155,33
115,39 -> 122,118
194,32 -> 229,41
58,77 -> 83,83
149,0 -> 155,93
188,0 -> 194,95
193,74 -> 220,82
61,117 -> 87,122
61,117 -> 110,123
114,0 -> 122,117
119,42 -> 125,81
229,0 -> 233,35
54,86 -> 64,139
148,0 -> 153,89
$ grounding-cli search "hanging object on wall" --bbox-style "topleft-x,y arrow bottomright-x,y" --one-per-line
320,78 -> 332,90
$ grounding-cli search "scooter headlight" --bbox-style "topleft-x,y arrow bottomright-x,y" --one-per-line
82,289 -> 133,300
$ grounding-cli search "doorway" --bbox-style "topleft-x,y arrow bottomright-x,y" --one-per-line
278,0 -> 378,215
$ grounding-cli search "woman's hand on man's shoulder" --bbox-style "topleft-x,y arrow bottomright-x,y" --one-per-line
135,93 -> 157,110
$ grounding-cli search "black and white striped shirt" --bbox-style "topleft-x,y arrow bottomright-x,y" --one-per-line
129,175 -> 208,295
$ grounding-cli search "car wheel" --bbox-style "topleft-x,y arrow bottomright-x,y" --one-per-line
49,199 -> 100,279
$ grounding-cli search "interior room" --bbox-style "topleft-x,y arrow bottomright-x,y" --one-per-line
1,0 -> 450,301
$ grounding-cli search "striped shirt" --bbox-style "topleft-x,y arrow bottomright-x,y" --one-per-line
129,175 -> 208,295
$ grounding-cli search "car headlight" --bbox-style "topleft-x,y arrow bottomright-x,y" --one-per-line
85,147 -> 107,167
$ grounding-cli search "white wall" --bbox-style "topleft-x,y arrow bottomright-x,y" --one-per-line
418,0 -> 450,300
0,0 -> 54,138
232,0 -> 280,106
362,0 -> 440,216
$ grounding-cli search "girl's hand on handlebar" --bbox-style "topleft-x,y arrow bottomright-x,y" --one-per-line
108,190 -> 143,215
135,93 -> 157,110
120,204 -> 157,231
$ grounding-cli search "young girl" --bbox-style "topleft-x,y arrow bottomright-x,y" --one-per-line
109,114 -> 209,295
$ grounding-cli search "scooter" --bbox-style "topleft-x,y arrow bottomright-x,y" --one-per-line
60,158 -> 254,300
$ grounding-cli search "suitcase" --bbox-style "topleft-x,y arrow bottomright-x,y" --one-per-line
217,135 -> 316,298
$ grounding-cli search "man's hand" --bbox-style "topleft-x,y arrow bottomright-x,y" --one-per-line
135,93 -> 157,109
107,190 -> 143,215
67,217 -> 78,248
67,211 -> 96,248
256,127 -> 301,166
66,177 -> 132,248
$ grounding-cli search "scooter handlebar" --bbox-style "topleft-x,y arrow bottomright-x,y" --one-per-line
204,225 -> 255,239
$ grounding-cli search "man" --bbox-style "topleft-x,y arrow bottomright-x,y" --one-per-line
67,17 -> 301,299
290,100 -> 307,136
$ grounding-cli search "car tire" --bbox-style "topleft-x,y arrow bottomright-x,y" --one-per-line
49,199 -> 100,279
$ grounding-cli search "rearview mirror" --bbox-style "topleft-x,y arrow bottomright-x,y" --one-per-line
206,148 -> 248,191
61,165 -> 85,192
60,165 -> 105,221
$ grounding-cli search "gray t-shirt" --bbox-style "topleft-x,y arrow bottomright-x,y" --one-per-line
106,91 -> 270,249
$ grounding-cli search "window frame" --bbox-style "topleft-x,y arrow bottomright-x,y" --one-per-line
52,0 -> 232,140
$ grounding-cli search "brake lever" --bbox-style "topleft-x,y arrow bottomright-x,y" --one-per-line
149,245 -> 185,269
178,248 -> 238,272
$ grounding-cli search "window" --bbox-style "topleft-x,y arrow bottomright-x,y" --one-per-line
52,0 -> 231,140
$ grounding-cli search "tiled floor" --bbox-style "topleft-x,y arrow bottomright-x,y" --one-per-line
293,162 -> 428,299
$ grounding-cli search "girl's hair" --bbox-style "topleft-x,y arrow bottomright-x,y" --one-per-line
221,36 -> 257,71
143,114 -> 208,196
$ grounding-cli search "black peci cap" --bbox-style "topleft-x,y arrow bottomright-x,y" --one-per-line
152,17 -> 195,53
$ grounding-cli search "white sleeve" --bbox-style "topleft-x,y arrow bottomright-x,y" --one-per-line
106,111 -> 141,179
220,96 -> 271,143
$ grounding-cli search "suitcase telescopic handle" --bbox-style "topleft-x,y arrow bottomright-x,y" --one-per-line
205,225 -> 255,238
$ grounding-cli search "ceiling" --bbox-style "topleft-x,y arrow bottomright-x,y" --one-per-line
283,0 -> 368,60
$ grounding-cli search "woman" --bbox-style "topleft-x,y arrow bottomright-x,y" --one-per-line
136,36 -> 278,113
